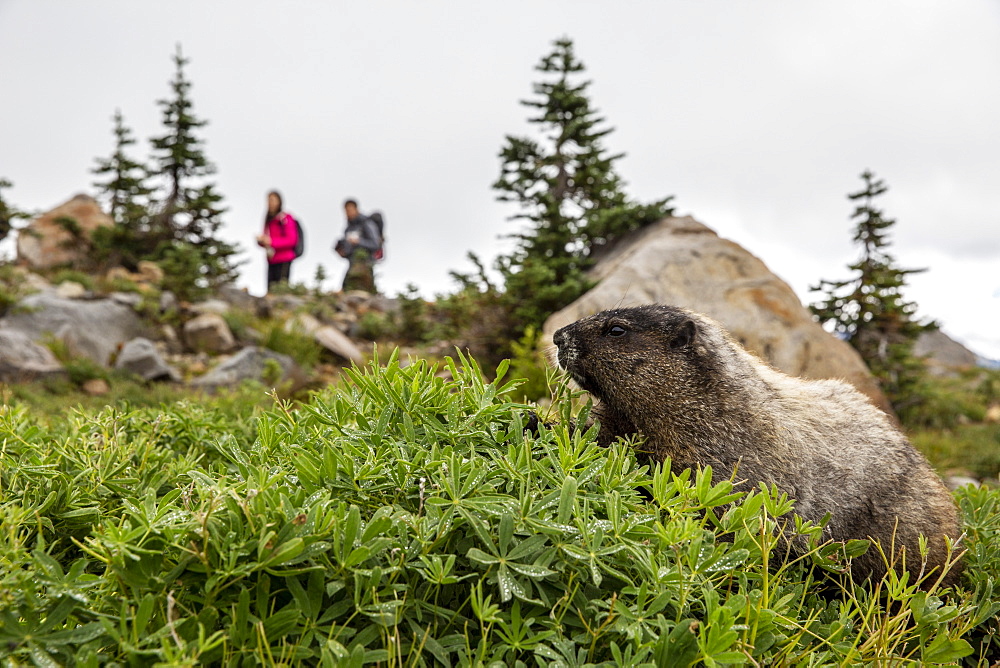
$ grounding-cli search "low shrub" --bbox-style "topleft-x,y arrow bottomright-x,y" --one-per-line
50,269 -> 95,291
355,310 -> 394,341
507,326 -> 552,402
262,321 -> 323,371
0,352 -> 998,665
914,424 -> 1000,481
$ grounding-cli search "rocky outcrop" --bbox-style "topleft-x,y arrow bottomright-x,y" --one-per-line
914,329 -> 978,376
191,347 -> 301,391
542,216 -> 893,414
0,330 -> 66,382
16,194 -> 112,270
115,337 -> 181,382
0,293 -> 149,366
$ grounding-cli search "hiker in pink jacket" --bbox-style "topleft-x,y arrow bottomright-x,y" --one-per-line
256,190 -> 301,292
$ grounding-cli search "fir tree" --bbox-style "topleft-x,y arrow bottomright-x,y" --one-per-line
811,170 -> 934,419
91,109 -> 155,268
0,178 -> 25,243
493,37 -> 673,333
148,45 -> 241,297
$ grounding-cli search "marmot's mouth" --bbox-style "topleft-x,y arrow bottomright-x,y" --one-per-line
569,369 -> 603,399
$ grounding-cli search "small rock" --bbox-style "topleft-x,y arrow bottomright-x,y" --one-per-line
329,313 -> 355,332
115,337 -> 181,382
191,346 -> 301,391
82,378 -> 110,396
187,359 -> 208,375
218,285 -> 264,312
985,405 -> 1000,424
111,292 -> 143,308
944,476 -> 981,491
105,266 -> 136,284
55,281 -> 87,299
183,313 -> 236,354
266,294 -> 308,312
22,271 -> 51,292
160,291 -> 178,313
191,299 -> 230,315
137,261 -> 164,284
160,324 -> 183,354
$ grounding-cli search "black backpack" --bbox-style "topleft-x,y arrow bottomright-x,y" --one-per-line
286,214 -> 305,259
369,211 -> 385,261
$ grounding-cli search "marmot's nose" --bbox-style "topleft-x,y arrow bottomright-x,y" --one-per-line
553,329 -> 567,349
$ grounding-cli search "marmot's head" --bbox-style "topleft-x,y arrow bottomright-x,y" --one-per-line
553,304 -> 727,410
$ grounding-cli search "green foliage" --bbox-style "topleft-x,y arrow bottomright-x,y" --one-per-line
906,378 -> 987,431
313,264 -> 328,295
435,266 -> 513,369
91,108 -> 156,270
40,335 -> 107,387
262,320 -> 323,371
220,308 -> 258,343
811,170 -> 935,423
396,283 -> 432,344
356,310 -> 394,341
490,37 -> 674,336
0,265 -> 38,316
89,46 -> 242,296
914,424 -> 1000,481
2,376 -> 192,416
977,369 -> 1000,405
0,177 -> 29,242
50,269 -> 96,291
146,46 -> 242,292
155,239 -> 225,301
97,273 -> 143,295
1,352 -> 998,665
53,215 -> 82,238
507,326 -> 552,401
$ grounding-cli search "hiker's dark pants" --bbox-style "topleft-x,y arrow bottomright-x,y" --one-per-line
343,250 -> 377,294
267,261 -> 292,291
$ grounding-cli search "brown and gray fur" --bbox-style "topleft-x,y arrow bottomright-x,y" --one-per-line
553,304 -> 962,586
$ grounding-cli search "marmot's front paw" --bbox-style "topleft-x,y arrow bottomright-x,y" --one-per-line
523,411 -> 543,435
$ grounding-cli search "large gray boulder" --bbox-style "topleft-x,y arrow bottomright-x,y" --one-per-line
0,330 -> 66,382
115,337 -> 181,382
0,293 -> 149,366
542,216 -> 892,415
191,346 -> 301,391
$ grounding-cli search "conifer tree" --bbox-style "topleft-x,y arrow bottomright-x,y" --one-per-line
811,170 -> 933,418
493,37 -> 673,333
91,109 -> 155,268
148,45 -> 240,296
0,178 -> 25,243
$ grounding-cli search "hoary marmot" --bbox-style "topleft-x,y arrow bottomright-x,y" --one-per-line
552,304 -> 962,585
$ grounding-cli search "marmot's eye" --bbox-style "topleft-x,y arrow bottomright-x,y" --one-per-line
608,325 -> 627,337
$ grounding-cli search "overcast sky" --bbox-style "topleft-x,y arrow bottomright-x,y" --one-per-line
2,1 -> 999,358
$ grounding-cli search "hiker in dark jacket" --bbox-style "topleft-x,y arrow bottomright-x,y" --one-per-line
335,199 -> 381,293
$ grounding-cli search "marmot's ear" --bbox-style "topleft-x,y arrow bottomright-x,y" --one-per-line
669,319 -> 696,350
